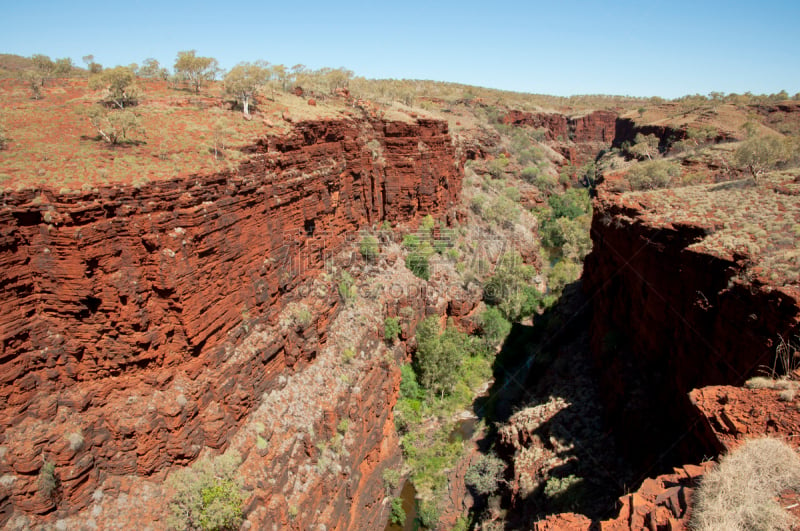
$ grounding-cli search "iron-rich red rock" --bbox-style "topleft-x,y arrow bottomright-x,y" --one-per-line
0,116 -> 463,522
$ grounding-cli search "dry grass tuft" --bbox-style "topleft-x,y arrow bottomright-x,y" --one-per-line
692,437 -> 800,530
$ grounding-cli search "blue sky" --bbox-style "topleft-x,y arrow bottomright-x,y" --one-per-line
1,0 -> 798,98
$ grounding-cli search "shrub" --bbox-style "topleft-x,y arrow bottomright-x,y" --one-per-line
167,452 -> 245,531
420,214 -> 435,234
535,173 -> 559,194
503,186 -> 521,202
470,194 -> 487,214
382,468 -> 402,494
465,454 -> 506,496
39,461 -> 57,500
547,188 -> 590,220
338,271 -> 357,303
482,195 -> 519,228
0,126 -> 8,151
342,347 -> 356,363
416,500 -> 440,529
406,252 -> 430,281
390,497 -> 406,525
487,155 -> 509,179
692,438 -> 800,531
384,317 -> 401,342
734,134 -> 792,180
626,160 -> 681,191
520,165 -> 541,184
402,233 -> 420,250
543,474 -> 585,511
359,234 -> 379,262
547,259 -> 582,295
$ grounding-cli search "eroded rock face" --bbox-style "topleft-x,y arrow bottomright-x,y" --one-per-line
533,462 -> 713,531
582,184 -> 800,473
501,109 -> 617,166
690,384 -> 800,454
0,117 -> 463,523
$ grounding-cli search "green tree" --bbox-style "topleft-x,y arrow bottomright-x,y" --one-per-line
414,317 -> 463,398
628,133 -> 660,160
20,70 -> 43,99
384,317 -> 401,342
465,454 -> 506,496
405,252 -> 430,281
483,251 -> 542,321
29,54 -> 72,86
89,66 -> 138,108
82,106 -> 143,145
390,497 -> 406,525
82,54 -> 103,74
734,135 -> 791,182
138,58 -> 169,79
223,61 -> 270,116
174,50 -> 219,93
30,54 -> 54,86
478,307 -> 511,347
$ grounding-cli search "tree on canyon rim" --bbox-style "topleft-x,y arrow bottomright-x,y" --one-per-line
174,50 -> 219,93
224,62 -> 271,116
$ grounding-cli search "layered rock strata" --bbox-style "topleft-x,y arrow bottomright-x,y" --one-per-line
0,117 -> 463,523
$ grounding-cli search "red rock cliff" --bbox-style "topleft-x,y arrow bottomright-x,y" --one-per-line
501,109 -> 617,166
0,117 -> 462,522
582,184 -> 800,473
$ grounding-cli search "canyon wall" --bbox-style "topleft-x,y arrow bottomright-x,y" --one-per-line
0,117 -> 463,524
582,184 -> 800,472
501,109 -> 617,166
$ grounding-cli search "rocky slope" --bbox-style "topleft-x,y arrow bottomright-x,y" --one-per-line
0,116 -> 463,526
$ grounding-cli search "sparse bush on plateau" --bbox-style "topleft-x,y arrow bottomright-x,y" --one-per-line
734,134 -> 792,181
692,437 -> 800,531
167,451 -> 246,531
626,159 -> 681,190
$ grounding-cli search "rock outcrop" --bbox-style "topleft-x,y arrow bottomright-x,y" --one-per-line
501,109 -> 617,166
0,117 -> 463,524
582,182 -> 800,473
